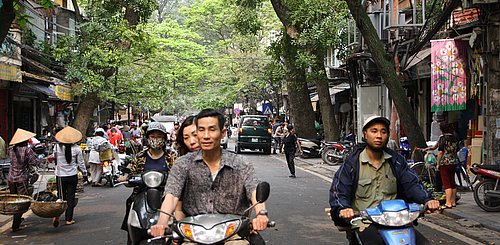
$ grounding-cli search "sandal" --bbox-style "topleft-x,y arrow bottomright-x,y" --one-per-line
440,205 -> 453,209
65,220 -> 76,225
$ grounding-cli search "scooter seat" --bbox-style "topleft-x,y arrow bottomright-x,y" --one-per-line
478,165 -> 500,172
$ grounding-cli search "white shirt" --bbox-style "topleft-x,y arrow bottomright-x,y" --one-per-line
53,144 -> 87,177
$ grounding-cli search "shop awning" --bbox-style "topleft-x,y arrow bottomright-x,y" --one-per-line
404,48 -> 431,71
311,82 -> 350,102
23,82 -> 58,100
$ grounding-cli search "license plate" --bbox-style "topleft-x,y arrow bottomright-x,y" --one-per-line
251,138 -> 258,142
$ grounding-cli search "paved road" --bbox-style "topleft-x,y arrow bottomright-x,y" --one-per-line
0,142 -> 482,244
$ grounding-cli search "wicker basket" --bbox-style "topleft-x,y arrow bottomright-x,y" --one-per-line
31,200 -> 68,218
0,194 -> 32,215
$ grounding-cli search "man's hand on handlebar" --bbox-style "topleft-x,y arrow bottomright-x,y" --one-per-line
252,214 -> 269,231
150,224 -> 168,238
426,199 -> 440,211
339,208 -> 355,220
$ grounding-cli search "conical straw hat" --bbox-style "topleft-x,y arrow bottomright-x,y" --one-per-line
55,126 -> 82,144
9,128 -> 36,145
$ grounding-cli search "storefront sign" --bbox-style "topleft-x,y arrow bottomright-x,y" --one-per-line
55,85 -> 73,101
430,39 -> 467,112
0,63 -> 22,82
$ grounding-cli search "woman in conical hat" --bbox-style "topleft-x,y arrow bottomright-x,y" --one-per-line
7,128 -> 39,232
52,126 -> 88,226
9,128 -> 36,145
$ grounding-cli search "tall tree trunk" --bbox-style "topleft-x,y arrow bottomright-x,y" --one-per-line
345,0 -> 426,157
0,0 -> 15,44
282,36 -> 317,139
72,92 -> 99,135
314,50 -> 340,141
270,0 -> 316,138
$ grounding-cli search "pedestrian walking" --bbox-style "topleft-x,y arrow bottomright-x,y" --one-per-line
417,122 -> 460,208
283,125 -> 298,178
273,123 -> 285,154
7,129 -> 39,232
52,126 -> 88,226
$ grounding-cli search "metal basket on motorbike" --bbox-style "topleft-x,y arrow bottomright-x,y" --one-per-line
31,200 -> 67,218
0,194 -> 32,215
99,148 -> 113,161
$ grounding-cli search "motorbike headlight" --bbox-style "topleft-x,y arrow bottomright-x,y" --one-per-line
369,210 -> 420,227
178,220 -> 241,244
142,171 -> 164,188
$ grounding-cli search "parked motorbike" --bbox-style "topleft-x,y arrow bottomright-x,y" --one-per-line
122,167 -> 169,245
399,137 -> 411,160
349,199 -> 428,244
297,138 -> 322,158
148,182 -> 275,245
471,163 -> 500,212
320,135 -> 353,166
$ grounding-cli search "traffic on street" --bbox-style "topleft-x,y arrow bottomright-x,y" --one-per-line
2,1 -> 500,245
1,137 -> 499,244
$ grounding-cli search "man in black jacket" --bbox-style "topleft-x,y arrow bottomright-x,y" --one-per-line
329,116 -> 439,244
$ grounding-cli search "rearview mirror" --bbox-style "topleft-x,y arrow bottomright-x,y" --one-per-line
256,182 -> 270,203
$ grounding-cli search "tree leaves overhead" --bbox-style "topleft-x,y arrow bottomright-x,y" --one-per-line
48,0 -> 282,114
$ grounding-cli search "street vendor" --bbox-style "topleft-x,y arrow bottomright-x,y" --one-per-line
7,128 -> 39,232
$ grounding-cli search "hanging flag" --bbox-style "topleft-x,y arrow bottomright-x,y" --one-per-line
430,39 -> 467,112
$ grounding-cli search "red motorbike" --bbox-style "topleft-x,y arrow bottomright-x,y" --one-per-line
471,164 -> 500,212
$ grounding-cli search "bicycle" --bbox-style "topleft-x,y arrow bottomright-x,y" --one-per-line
456,161 -> 474,191
409,161 -> 438,192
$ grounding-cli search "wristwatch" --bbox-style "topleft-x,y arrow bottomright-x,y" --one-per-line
257,209 -> 268,216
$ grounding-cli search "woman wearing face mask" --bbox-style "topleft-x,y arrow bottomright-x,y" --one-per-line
118,122 -> 176,242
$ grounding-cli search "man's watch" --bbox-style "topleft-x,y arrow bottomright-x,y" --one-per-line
257,209 -> 268,216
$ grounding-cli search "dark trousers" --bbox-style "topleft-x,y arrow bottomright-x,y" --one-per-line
273,137 -> 283,153
57,175 -> 78,221
9,181 -> 29,230
285,149 -> 295,175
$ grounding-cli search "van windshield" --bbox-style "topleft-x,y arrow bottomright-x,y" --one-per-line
242,117 -> 269,127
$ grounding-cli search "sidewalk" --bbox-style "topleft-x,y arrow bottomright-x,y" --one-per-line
441,189 -> 500,232
292,156 -> 500,233
0,171 -> 55,230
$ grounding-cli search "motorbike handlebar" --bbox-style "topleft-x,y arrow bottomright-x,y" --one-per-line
267,221 -> 276,228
